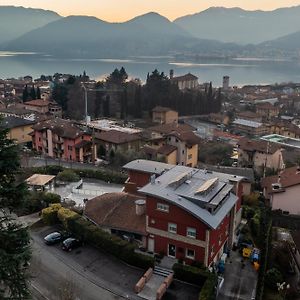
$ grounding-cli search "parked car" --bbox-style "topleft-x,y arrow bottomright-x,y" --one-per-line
62,238 -> 81,252
44,232 -> 62,245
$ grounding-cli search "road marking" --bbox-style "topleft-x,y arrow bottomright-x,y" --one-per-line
31,282 -> 51,300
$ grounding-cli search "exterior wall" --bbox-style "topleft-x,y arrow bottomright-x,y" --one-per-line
208,214 -> 230,265
128,170 -> 151,188
24,104 -> 49,114
241,182 -> 252,196
271,185 -> 300,214
186,144 -> 198,167
165,111 -> 178,124
7,124 -> 33,143
164,150 -> 177,165
146,196 -> 210,265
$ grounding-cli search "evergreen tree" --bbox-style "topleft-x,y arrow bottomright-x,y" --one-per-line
133,85 -> 142,118
30,85 -> 36,100
36,86 -> 41,99
103,95 -> 110,117
120,88 -> 127,120
22,85 -> 28,102
0,118 -> 31,298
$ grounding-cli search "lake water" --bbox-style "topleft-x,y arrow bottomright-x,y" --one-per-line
1,52 -> 300,86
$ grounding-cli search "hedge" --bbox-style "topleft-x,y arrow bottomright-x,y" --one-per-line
27,165 -> 127,184
198,274 -> 218,300
172,263 -> 209,286
41,203 -> 62,225
42,207 -> 154,270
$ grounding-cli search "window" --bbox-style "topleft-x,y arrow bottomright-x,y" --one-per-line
68,145 -> 73,151
182,150 -> 185,154
168,223 -> 177,234
219,235 -> 222,245
186,249 -> 195,259
211,245 -> 215,257
157,203 -> 169,212
187,227 -> 196,239
188,154 -> 192,159
225,225 -> 229,236
176,138 -> 179,143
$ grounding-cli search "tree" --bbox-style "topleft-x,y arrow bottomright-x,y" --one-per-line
106,67 -> 128,86
30,85 -> 36,100
0,118 -> 31,298
133,85 -> 142,118
22,85 -> 29,102
36,86 -> 41,99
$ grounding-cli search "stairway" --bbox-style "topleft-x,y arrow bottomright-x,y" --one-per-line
154,266 -> 174,277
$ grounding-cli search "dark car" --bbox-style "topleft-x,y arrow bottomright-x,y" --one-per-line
44,232 -> 62,245
62,238 -> 81,252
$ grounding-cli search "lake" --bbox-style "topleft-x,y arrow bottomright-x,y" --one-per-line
1,52 -> 300,86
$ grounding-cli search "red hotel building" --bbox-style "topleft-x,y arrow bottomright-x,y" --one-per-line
124,160 -> 243,267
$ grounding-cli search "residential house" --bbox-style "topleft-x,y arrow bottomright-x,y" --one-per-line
232,118 -> 268,136
237,137 -> 281,172
31,118 -> 95,163
236,111 -> 262,123
94,130 -> 142,158
261,166 -> 300,214
24,99 -> 62,117
2,116 -> 35,144
123,160 -> 243,267
144,123 -> 200,167
208,113 -> 230,125
84,192 -> 147,248
269,120 -> 300,139
152,106 -> 178,125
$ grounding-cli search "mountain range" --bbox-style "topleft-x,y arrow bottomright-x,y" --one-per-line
1,5 -> 300,58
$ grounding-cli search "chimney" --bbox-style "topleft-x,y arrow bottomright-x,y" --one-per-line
170,69 -> 174,79
135,199 -> 146,216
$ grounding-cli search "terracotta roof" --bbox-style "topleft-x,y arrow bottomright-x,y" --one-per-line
261,166 -> 300,196
256,102 -> 278,110
24,99 -> 50,107
167,131 -> 201,146
281,149 -> 300,165
148,123 -> 195,135
157,144 -> 177,155
152,106 -> 175,113
171,73 -> 198,82
237,111 -> 261,120
237,137 -> 280,154
84,192 -> 146,235
95,130 -> 141,144
32,118 -> 86,139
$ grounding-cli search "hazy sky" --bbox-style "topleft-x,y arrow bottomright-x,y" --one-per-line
2,1 -> 300,21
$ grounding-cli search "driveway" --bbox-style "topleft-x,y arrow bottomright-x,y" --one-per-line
30,226 -> 143,300
217,249 -> 257,300
30,226 -> 199,300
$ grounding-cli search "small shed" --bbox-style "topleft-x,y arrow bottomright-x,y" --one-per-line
26,174 -> 56,192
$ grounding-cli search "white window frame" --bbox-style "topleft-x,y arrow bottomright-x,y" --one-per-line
157,203 -> 169,212
187,227 -> 196,239
168,223 -> 177,234
186,248 -> 195,260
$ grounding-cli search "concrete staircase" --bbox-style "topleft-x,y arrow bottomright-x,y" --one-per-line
154,266 -> 173,278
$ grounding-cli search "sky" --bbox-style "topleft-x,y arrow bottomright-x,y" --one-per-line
2,0 -> 300,21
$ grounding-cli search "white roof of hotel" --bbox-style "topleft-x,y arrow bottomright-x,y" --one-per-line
233,118 -> 263,128
138,164 -> 239,229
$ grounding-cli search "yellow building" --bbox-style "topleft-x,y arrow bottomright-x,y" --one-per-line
2,116 -> 35,144
152,106 -> 178,125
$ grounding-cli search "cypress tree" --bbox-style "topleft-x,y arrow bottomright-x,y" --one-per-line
30,85 -> 36,100
22,85 -> 28,102
36,86 -> 41,99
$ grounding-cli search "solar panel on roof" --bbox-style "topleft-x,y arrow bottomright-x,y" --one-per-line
195,177 -> 218,195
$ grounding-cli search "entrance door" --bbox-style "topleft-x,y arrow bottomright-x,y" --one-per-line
168,244 -> 176,258
148,238 -> 154,253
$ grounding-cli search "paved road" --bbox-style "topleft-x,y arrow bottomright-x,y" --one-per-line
30,227 -> 143,300
217,249 -> 257,300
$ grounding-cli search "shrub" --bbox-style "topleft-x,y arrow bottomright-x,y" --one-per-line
172,263 -> 209,286
265,268 -> 283,289
199,274 -> 217,300
57,169 -> 80,182
42,192 -> 61,205
61,210 -> 154,269
41,203 -> 62,225
57,207 -> 79,229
